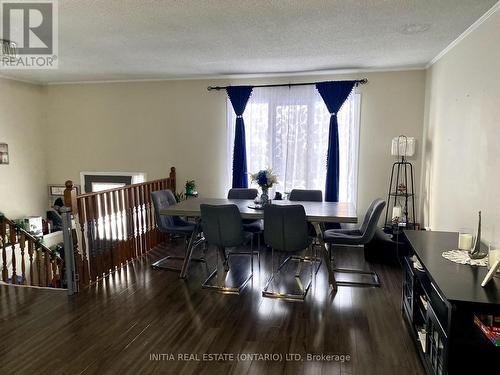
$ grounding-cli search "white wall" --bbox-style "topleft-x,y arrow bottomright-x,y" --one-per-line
421,9 -> 500,242
44,70 -> 425,218
0,78 -> 47,218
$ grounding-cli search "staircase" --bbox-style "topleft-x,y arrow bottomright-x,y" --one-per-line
0,214 -> 64,288
1,166 -> 177,293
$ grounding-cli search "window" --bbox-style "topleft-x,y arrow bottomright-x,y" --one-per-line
91,182 -> 127,193
80,172 -> 146,193
226,85 -> 360,204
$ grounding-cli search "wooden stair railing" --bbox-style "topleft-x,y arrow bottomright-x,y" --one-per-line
64,167 -> 176,288
0,215 -> 64,288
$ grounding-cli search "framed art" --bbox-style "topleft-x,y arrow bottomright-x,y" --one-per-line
0,143 -> 9,164
49,184 -> 81,196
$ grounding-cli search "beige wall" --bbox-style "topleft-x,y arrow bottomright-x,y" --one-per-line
45,70 -> 425,218
421,10 -> 500,242
0,78 -> 47,218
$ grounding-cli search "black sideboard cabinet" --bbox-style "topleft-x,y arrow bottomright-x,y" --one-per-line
402,231 -> 500,375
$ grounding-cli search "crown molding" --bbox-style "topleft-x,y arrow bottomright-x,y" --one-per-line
426,1 -> 500,68
45,65 -> 425,86
0,74 -> 42,86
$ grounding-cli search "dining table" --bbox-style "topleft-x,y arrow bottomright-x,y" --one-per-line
160,197 -> 358,290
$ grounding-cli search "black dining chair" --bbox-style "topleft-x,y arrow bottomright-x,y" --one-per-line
150,189 -> 205,272
227,188 -> 258,200
323,198 -> 386,287
227,188 -> 262,264
288,189 -> 323,202
288,188 -> 323,268
262,204 -> 315,301
200,204 -> 254,294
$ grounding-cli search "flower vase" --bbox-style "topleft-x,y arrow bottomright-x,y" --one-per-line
260,187 -> 270,205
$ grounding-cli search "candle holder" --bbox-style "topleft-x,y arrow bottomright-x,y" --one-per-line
458,228 -> 474,251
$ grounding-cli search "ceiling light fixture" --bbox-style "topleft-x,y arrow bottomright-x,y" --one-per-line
399,23 -> 431,35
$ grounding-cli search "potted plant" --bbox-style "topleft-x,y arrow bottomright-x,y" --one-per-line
185,180 -> 197,197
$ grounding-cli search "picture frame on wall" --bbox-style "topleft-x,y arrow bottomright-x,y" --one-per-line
48,184 -> 81,196
0,143 -> 9,164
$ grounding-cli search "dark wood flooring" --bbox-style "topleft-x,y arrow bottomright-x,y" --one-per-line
0,240 -> 425,375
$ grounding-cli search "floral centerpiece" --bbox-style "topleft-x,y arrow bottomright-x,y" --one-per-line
250,168 -> 278,205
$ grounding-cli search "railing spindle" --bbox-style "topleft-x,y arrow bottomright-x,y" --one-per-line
127,187 -> 136,260
44,248 -> 50,287
9,223 -> 17,284
110,190 -> 120,268
28,239 -> 34,286
104,191 -> 113,271
19,233 -> 27,285
86,195 -> 97,281
133,186 -> 141,255
51,255 -> 58,287
77,197 -> 90,286
35,244 -> 41,286
143,184 -> 150,252
117,190 -> 126,265
57,259 -> 64,287
92,194 -> 102,279
1,218 -> 7,283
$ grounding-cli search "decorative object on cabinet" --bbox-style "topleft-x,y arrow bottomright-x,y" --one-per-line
469,211 -> 487,259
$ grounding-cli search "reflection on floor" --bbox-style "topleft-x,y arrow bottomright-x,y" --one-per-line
0,239 -> 424,375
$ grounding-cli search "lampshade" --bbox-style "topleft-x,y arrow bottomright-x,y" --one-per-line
391,136 -> 415,157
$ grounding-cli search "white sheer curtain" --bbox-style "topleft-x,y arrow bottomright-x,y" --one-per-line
226,85 -> 360,205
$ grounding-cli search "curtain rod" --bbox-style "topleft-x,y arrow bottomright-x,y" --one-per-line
207,78 -> 367,91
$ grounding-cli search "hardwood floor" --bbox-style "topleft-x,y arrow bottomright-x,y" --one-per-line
0,240 -> 425,375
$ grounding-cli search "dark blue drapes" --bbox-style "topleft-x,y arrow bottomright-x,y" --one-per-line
316,81 -> 357,202
227,86 -> 253,188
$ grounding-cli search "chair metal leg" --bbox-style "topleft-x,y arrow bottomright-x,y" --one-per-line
312,222 -> 337,290
151,255 -> 206,271
228,234 -> 260,273
332,268 -> 381,287
250,236 -> 254,274
295,260 -> 302,278
262,247 -> 313,302
329,243 -> 381,287
151,234 -> 205,272
202,245 -> 253,295
180,220 -> 203,279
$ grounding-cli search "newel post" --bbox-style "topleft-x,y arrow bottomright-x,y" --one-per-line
64,180 -> 78,213
169,167 -> 176,192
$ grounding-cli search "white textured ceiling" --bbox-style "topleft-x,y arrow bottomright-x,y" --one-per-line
0,0 -> 497,83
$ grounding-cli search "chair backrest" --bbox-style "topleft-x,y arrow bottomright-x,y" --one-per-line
151,190 -> 178,231
288,189 -> 323,202
227,188 -> 258,200
200,204 -> 245,248
263,204 -> 310,252
359,198 -> 386,244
